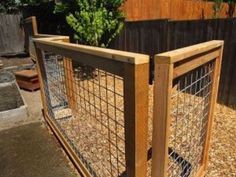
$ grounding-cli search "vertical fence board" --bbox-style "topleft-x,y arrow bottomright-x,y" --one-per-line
152,63 -> 173,177
124,63 -> 149,177
123,0 -> 236,21
110,18 -> 236,106
202,44 -> 224,169
0,14 -> 24,55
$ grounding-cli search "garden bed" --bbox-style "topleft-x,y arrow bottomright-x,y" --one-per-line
0,71 -> 28,127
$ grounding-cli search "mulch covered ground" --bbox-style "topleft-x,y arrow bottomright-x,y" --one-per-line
205,104 -> 236,177
47,73 -> 235,177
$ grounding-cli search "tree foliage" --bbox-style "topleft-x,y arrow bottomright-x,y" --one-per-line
54,0 -> 125,47
19,0 -> 53,6
210,0 -> 236,18
212,0 -> 223,18
0,0 -> 20,14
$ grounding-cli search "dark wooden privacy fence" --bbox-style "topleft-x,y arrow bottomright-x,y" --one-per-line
0,14 -> 25,55
110,18 -> 236,106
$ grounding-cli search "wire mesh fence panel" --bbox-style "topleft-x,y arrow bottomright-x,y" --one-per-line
168,61 -> 214,177
152,41 -> 224,177
40,51 -> 126,177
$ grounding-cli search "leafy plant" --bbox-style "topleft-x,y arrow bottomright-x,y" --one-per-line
226,0 -> 236,17
212,0 -> 224,18
54,0 -> 125,47
210,0 -> 236,18
19,0 -> 53,6
0,0 -> 20,14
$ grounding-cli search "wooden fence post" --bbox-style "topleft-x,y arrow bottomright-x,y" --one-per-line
151,62 -> 173,177
202,44 -> 224,169
124,63 -> 149,177
62,38 -> 77,110
34,46 -> 48,115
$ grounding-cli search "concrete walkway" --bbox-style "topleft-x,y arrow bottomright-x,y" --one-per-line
0,122 -> 78,177
0,89 -> 79,177
0,58 -> 79,177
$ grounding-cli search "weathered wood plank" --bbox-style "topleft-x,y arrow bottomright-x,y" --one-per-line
0,14 -> 24,55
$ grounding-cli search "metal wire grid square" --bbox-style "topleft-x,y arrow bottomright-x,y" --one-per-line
168,61 -> 215,177
41,52 -> 126,177
44,52 -> 68,108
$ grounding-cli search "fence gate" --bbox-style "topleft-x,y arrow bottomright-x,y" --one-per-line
151,41 -> 224,177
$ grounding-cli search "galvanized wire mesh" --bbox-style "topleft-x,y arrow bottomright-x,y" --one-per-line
168,61 -> 215,177
41,51 -> 126,177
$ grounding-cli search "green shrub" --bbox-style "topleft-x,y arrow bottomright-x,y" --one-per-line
54,0 -> 125,47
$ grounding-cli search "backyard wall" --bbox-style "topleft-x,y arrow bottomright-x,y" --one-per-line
123,0 -> 235,20
110,18 -> 236,107
0,14 -> 25,55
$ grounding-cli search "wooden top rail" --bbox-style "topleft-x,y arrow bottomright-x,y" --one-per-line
33,37 -> 149,65
155,40 -> 224,64
24,16 -> 38,35
155,40 -> 224,79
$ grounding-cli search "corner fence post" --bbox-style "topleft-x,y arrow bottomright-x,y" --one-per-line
151,62 -> 173,177
202,44 -> 224,169
34,45 -> 48,115
62,38 -> 77,111
124,62 -> 149,177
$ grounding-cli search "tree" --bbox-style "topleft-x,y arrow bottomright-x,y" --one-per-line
54,0 -> 125,47
210,0 -> 236,18
212,0 -> 224,18
0,0 -> 20,14
226,0 -> 236,17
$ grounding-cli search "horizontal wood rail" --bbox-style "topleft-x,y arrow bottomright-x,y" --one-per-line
155,40 -> 224,64
34,37 -> 149,65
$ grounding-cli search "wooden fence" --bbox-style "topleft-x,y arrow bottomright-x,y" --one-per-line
34,34 -> 150,177
110,18 -> 236,106
152,41 -> 224,177
0,14 -> 25,55
34,31 -> 224,176
123,0 -> 235,21
29,15 -> 224,177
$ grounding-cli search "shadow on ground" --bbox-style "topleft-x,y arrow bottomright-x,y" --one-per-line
0,122 -> 78,177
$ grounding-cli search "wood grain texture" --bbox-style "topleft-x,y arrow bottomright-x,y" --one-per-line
151,41 -> 224,177
0,14 -> 24,55
124,63 -> 149,177
124,0 -> 235,21
34,38 -> 149,65
110,19 -> 236,106
152,63 -> 173,177
202,44 -> 224,169
155,41 -> 223,64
